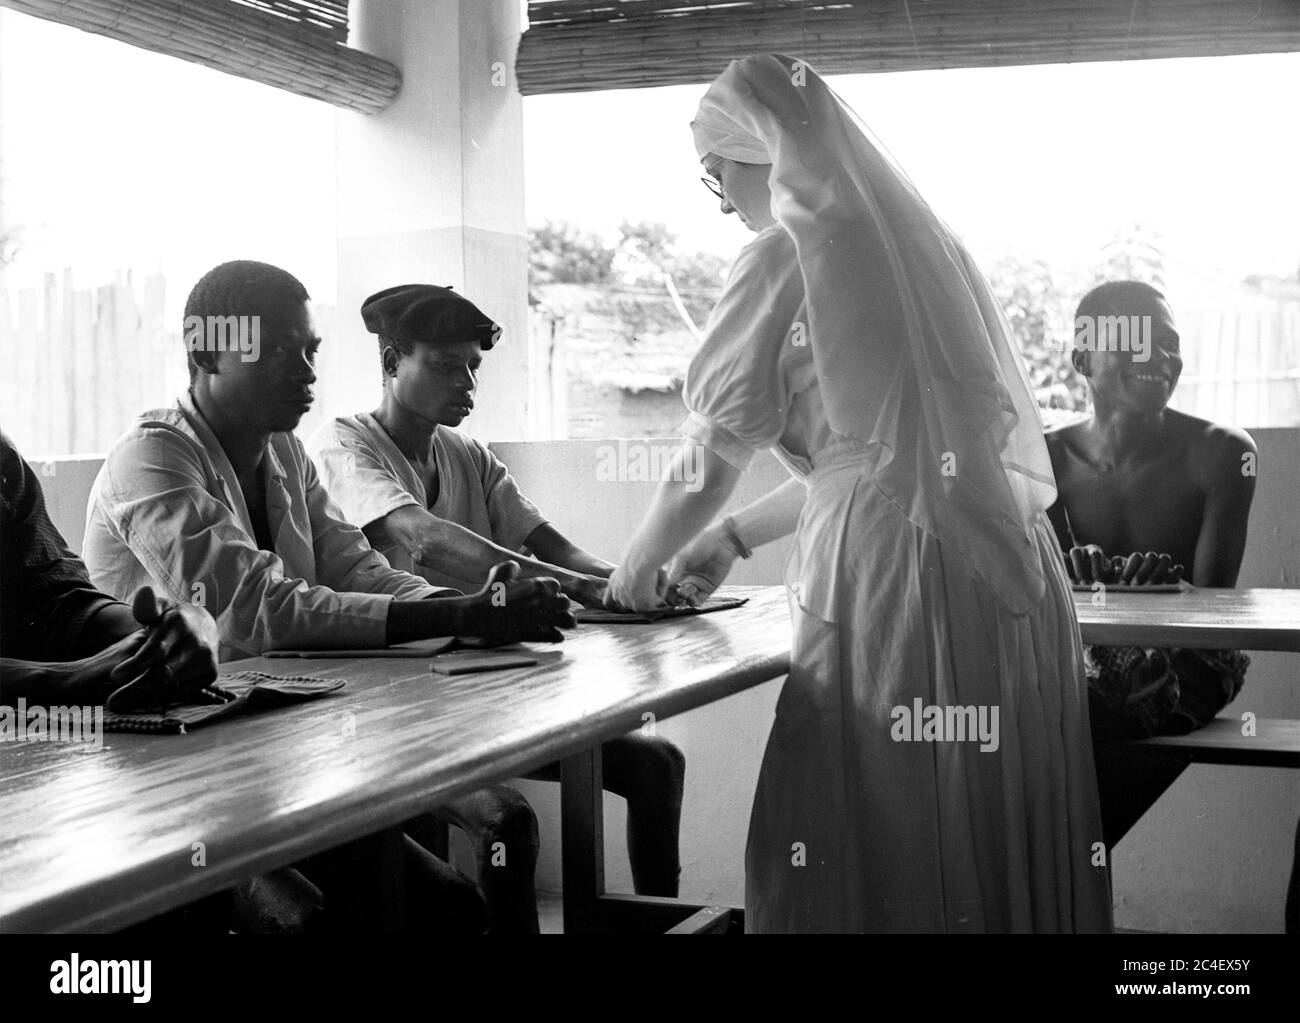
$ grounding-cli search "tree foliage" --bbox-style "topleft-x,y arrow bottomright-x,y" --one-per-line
528,221 -> 615,285
532,217 -> 1190,413
530,219 -> 727,295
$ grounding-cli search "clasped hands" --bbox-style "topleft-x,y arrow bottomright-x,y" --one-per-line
1064,544 -> 1185,586
58,586 -> 220,703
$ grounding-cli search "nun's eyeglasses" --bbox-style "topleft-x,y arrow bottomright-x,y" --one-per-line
701,175 -> 724,200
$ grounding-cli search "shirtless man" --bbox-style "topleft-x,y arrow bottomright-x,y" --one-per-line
1044,280 -> 1257,845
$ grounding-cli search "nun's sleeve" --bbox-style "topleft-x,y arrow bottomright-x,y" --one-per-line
678,226 -> 806,471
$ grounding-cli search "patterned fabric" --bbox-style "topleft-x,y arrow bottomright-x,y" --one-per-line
1085,645 -> 1249,742
104,670 -> 346,734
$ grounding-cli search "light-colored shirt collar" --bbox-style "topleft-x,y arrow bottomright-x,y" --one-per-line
177,390 -> 290,537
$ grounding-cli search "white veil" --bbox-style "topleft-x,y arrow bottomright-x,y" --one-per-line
692,55 -> 1056,613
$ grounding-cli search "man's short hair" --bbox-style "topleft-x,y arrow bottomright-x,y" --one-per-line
183,261 -> 310,382
1075,280 -> 1166,323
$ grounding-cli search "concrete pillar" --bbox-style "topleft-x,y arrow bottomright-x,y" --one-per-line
331,0 -> 529,441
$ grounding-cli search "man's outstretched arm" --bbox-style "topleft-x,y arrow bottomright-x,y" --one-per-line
380,506 -> 608,606
521,523 -> 615,580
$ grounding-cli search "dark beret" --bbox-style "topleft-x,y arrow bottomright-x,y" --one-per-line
361,284 -> 500,350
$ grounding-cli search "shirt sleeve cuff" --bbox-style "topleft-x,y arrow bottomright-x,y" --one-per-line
679,412 -> 757,471
505,513 -> 549,554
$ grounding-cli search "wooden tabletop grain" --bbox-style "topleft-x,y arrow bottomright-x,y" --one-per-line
0,587 -> 791,934
1073,587 -> 1300,651
4,583 -> 1296,933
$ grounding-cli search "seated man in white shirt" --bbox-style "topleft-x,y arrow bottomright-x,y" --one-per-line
309,284 -> 685,933
83,261 -> 575,933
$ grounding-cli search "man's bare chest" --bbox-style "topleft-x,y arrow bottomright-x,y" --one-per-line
1058,459 -> 1204,557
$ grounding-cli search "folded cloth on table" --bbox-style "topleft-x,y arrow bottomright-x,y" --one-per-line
104,670 -> 347,734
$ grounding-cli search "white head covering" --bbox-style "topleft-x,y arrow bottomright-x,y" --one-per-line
692,55 -> 1056,613
691,107 -> 771,164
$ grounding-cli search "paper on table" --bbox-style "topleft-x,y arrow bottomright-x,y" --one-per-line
265,637 -> 459,658
575,596 -> 750,624
429,650 -> 542,675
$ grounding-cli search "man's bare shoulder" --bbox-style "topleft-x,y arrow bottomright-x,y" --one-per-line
1167,409 -> 1257,483
1167,408 -> 1255,454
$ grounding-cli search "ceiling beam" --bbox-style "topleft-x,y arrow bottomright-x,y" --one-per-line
517,0 -> 1300,95
1,0 -> 401,114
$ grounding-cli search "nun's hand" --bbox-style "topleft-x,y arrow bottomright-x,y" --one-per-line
605,559 -> 667,613
667,525 -> 737,607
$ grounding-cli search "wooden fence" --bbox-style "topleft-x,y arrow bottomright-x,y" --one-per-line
1172,287 -> 1300,428
0,270 -> 185,457
0,270 -> 349,458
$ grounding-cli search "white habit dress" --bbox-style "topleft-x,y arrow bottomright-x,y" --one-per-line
681,222 -> 1112,933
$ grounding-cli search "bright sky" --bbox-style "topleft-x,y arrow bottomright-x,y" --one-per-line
1,7 -> 1297,313
524,53 -> 1300,285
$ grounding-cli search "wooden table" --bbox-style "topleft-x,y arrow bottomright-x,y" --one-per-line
1072,587 -> 1300,651
5,583 -> 1295,934
1072,586 -> 1300,845
0,586 -> 791,934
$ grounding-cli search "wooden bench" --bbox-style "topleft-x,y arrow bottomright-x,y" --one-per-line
1096,715 -> 1299,849
1122,716 -> 1300,768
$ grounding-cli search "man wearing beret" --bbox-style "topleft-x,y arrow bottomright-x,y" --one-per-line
308,283 -> 685,933
311,283 -> 611,605
82,260 -> 575,933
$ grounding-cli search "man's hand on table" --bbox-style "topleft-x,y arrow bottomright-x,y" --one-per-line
562,573 -> 610,609
1065,545 -> 1185,586
455,561 -> 576,644
55,585 -> 220,704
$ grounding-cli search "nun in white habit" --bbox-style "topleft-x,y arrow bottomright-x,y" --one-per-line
607,54 -> 1112,933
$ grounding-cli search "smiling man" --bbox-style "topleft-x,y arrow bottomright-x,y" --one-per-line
1045,280 -> 1257,844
